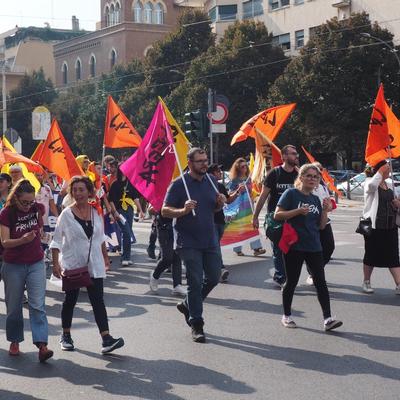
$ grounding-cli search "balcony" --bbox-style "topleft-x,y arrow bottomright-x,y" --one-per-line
332,0 -> 351,8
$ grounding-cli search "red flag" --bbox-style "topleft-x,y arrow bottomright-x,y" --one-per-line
231,103 -> 296,145
365,84 -> 391,166
120,102 -> 176,211
37,119 -> 84,181
104,95 -> 142,148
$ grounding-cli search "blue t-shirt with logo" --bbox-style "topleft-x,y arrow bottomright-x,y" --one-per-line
277,188 -> 322,252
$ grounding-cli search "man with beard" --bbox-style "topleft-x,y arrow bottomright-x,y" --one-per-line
162,148 -> 226,343
252,145 -> 299,287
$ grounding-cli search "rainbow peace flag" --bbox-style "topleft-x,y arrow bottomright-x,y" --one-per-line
221,191 -> 260,248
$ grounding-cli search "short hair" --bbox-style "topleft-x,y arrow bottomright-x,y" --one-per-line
187,147 -> 206,161
281,145 -> 296,155
68,176 -> 94,197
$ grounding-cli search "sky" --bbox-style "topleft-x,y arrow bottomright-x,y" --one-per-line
0,0 -> 101,32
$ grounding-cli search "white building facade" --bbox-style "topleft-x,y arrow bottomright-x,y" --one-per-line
201,0 -> 400,52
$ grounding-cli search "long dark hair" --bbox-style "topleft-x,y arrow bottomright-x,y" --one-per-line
5,179 -> 35,209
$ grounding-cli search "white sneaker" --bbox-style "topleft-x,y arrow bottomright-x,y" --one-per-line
172,284 -> 187,296
305,275 -> 314,286
362,280 -> 374,293
121,260 -> 134,266
395,285 -> 400,295
149,272 -> 159,292
281,315 -> 297,328
324,317 -> 343,332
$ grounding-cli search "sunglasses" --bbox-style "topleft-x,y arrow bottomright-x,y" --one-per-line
192,159 -> 209,164
18,199 -> 35,207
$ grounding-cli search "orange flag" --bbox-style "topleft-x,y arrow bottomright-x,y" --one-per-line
301,146 -> 342,197
0,138 -> 43,173
37,119 -> 84,181
231,103 -> 296,145
31,140 -> 45,162
365,84 -> 392,166
251,128 -> 283,190
104,95 -> 142,148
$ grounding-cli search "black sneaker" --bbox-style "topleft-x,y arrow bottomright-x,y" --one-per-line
177,302 -> 190,326
220,268 -> 229,282
147,247 -> 156,260
273,275 -> 285,288
101,336 -> 125,354
60,333 -> 74,351
191,323 -> 206,343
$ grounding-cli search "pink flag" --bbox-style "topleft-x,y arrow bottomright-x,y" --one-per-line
120,102 -> 176,211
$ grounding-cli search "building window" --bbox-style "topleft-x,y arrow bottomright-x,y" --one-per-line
294,0 -> 304,4
243,0 -> 263,19
309,25 -> 320,38
89,55 -> 96,77
154,3 -> 164,24
110,49 -> 117,68
115,2 -> 121,23
62,62 -> 68,85
209,7 -> 217,22
105,6 -> 110,26
295,30 -> 304,49
218,5 -> 237,20
133,0 -> 143,22
144,2 -> 153,23
110,4 -> 115,25
270,0 -> 289,10
75,58 -> 82,80
272,33 -> 290,50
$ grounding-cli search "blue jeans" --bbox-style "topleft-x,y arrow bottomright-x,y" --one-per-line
2,260 -> 49,345
116,207 -> 135,261
271,240 -> 286,280
233,238 -> 262,254
177,247 -> 221,325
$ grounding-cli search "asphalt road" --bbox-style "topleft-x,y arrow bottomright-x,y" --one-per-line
1,200 -> 400,400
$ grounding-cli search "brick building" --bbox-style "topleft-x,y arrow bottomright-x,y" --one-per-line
53,0 -> 185,86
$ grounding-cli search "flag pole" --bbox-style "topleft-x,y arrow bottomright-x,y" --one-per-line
244,175 -> 255,213
387,146 -> 395,192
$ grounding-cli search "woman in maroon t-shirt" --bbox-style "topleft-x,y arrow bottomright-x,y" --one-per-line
0,179 -> 53,362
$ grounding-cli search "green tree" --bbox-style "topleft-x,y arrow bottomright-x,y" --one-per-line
166,20 -> 287,166
7,69 -> 57,156
263,12 -> 400,168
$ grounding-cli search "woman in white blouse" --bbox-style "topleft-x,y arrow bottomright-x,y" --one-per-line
51,176 -> 125,354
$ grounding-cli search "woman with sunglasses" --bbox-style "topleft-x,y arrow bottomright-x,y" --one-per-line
274,164 -> 342,331
228,158 -> 266,256
0,179 -> 53,362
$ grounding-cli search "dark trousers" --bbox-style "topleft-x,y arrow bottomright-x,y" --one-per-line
283,250 -> 331,319
61,278 -> 109,333
153,226 -> 182,287
215,223 -> 225,268
306,224 -> 335,274
148,218 -> 158,250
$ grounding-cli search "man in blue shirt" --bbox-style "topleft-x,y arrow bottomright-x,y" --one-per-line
162,148 -> 226,343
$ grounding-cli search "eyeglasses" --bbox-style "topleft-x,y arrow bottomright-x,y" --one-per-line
239,164 -> 248,169
304,174 -> 319,180
192,159 -> 209,164
18,199 -> 35,207
287,152 -> 299,156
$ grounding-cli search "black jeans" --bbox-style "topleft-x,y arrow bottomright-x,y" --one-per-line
61,278 -> 109,333
153,226 -> 182,287
148,217 -> 158,250
283,250 -> 331,319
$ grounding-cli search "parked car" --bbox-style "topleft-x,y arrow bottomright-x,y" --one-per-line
328,170 -> 357,183
337,172 -> 400,197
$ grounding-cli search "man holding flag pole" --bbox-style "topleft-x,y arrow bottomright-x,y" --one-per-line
162,148 -> 226,343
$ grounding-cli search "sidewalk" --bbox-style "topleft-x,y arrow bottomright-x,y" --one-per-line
336,197 -> 363,209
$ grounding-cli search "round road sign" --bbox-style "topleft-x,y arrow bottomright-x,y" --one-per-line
212,102 -> 228,124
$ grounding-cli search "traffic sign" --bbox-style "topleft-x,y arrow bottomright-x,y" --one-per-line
212,102 -> 228,124
212,123 -> 226,133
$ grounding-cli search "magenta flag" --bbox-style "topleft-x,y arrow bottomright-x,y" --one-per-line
120,102 -> 176,211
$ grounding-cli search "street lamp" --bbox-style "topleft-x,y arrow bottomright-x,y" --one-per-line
0,59 -> 7,133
